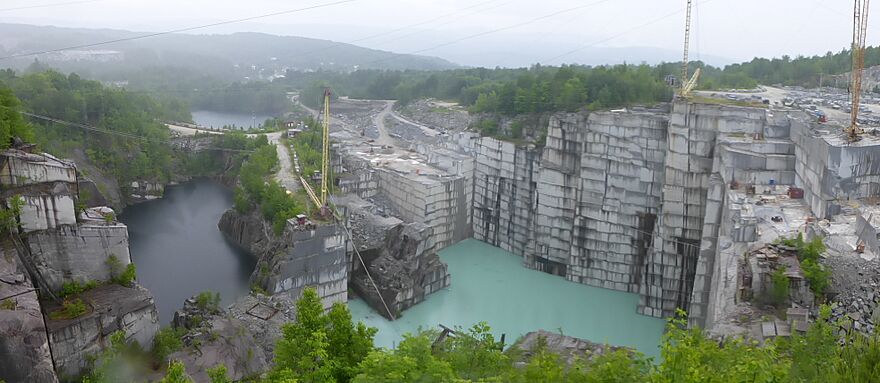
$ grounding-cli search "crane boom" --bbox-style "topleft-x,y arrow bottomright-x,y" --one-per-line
678,0 -> 700,97
681,0 -> 693,94
849,0 -> 870,141
320,88 -> 331,205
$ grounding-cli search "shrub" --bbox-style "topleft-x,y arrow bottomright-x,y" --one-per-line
49,298 -> 88,320
769,266 -> 789,305
114,264 -> 137,286
59,280 -> 100,298
153,327 -> 184,362
0,298 -> 16,310
802,259 -> 831,297
107,255 -> 136,286
195,291 -> 221,313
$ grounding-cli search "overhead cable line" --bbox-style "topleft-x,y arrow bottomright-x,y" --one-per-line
0,0 -> 357,61
300,0 -> 509,57
542,0 -> 719,65
362,0 -> 615,66
0,105 -> 256,153
0,0 -> 103,12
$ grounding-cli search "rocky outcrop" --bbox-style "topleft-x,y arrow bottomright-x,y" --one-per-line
351,223 -> 450,319
25,218 -> 132,294
0,243 -> 58,383
218,208 -> 274,259
170,294 -> 270,383
512,330 -> 630,366
45,284 -> 159,378
219,208 -> 347,308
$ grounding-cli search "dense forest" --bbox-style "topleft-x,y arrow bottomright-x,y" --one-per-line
0,69 -> 187,184
118,66 -> 291,116
722,46 -> 880,88
84,288 -> 880,383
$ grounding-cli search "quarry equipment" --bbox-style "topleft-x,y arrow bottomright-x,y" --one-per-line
301,88 -> 334,214
679,0 -> 700,96
848,0 -> 870,141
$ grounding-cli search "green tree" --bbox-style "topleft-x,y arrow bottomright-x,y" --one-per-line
273,288 -> 375,383
0,86 -> 34,148
353,334 -> 456,383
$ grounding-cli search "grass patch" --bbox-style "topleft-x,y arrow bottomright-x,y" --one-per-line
49,298 -> 89,320
0,298 -> 16,311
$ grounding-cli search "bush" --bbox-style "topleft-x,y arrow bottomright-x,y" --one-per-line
49,298 -> 88,320
59,280 -> 100,298
153,327 -> 185,362
195,291 -> 222,313
114,264 -> 137,287
769,266 -> 789,305
0,298 -> 16,310
802,259 -> 831,297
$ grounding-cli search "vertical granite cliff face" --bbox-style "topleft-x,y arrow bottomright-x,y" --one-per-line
0,241 -> 58,383
0,147 -> 159,381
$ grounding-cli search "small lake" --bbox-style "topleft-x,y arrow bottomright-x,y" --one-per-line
192,110 -> 273,130
349,240 -> 666,358
120,179 -> 256,324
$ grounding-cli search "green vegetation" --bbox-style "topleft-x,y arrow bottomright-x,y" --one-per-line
271,288 -> 376,383
106,255 -> 137,287
207,365 -> 231,383
782,234 -> 832,298
49,298 -> 88,320
0,70 -> 185,185
769,266 -> 790,306
158,360 -> 194,383
0,195 -> 24,234
60,280 -> 100,299
0,84 -> 34,147
195,291 -> 222,313
235,135 -> 307,234
0,298 -> 16,311
152,327 -> 185,363
86,297 -> 880,383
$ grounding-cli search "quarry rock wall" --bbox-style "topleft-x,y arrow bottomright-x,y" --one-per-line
26,223 -> 132,293
46,284 -> 159,378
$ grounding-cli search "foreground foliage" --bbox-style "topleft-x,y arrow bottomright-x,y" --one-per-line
82,291 -> 873,383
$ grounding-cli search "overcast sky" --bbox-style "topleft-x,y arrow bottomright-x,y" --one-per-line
0,0 -> 869,67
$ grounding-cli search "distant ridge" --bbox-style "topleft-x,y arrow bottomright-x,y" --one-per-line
0,23 -> 458,79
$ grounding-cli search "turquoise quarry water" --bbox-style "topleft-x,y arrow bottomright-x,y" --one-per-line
349,239 -> 666,358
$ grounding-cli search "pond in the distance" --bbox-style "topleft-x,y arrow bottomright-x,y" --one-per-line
349,239 -> 666,358
192,110 -> 273,130
120,179 -> 256,325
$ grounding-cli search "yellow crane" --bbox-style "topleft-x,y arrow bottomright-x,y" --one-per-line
300,88 -> 333,213
321,88 -> 331,206
679,0 -> 701,97
848,0 -> 870,141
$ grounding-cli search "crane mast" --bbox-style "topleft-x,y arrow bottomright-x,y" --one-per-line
320,88 -> 331,206
679,0 -> 700,96
849,0 -> 870,141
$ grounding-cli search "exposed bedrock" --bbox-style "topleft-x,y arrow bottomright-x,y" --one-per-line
350,222 -> 450,319
218,208 -> 348,309
0,241 -> 58,383
169,295 -> 270,383
45,284 -> 159,378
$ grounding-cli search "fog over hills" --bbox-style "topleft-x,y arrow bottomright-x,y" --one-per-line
0,23 -> 458,82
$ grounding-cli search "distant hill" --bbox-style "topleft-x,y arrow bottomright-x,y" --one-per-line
0,23 -> 458,82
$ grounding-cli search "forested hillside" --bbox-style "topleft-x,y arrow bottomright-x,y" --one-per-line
0,69 -> 186,184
